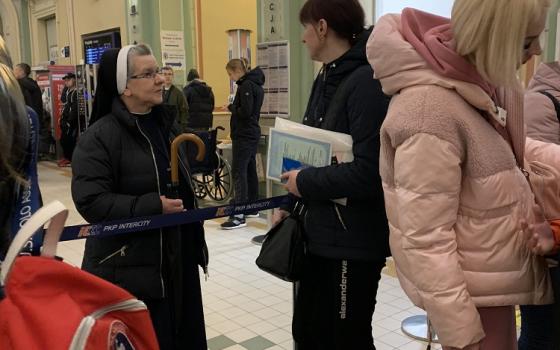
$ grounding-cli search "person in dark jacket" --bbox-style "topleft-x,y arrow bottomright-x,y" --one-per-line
183,68 -> 215,130
71,44 -> 208,350
58,72 -> 79,167
161,66 -> 189,131
275,0 -> 390,349
221,59 -> 265,229
0,36 -> 30,258
14,62 -> 53,161
13,63 -> 43,118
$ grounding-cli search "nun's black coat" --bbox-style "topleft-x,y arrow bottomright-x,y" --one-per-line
71,48 -> 208,349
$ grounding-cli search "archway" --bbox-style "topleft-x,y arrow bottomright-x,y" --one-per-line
0,0 -> 21,64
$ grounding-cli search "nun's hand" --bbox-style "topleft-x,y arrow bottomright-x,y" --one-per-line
160,196 -> 184,214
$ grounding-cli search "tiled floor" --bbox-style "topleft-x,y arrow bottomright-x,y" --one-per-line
38,161 -> 442,350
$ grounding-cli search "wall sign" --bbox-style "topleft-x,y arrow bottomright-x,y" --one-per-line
261,0 -> 284,42
160,30 -> 186,70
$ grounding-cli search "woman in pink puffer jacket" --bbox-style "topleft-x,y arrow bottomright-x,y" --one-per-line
367,0 -> 556,349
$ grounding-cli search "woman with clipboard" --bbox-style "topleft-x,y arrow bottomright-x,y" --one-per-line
277,0 -> 391,348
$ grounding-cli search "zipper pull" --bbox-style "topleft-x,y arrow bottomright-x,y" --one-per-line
99,245 -> 128,265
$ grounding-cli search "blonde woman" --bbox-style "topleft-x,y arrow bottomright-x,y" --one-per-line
221,58 -> 264,230
367,0 -> 554,349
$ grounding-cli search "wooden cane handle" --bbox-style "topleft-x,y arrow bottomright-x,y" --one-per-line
170,133 -> 206,185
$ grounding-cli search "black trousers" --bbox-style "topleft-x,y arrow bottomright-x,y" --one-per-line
231,140 -> 259,206
60,127 -> 77,161
293,254 -> 385,350
518,265 -> 560,350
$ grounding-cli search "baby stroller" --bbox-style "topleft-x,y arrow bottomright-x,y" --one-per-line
184,126 -> 233,202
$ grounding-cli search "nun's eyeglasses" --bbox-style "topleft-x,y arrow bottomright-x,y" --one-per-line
129,68 -> 163,80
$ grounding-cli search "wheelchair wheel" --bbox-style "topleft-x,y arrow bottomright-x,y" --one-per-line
206,155 -> 233,202
191,174 -> 208,199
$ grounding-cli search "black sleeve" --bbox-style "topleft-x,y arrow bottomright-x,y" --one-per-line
296,71 -> 390,201
71,126 -> 162,223
60,87 -> 68,103
232,82 -> 254,119
19,86 -> 33,108
70,90 -> 79,122
31,86 -> 44,117
209,89 -> 215,110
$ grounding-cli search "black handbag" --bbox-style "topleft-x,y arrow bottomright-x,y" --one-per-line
255,202 -> 306,282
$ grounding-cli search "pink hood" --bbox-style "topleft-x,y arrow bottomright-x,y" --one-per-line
400,8 -> 495,96
367,10 -> 526,166
366,11 -> 495,113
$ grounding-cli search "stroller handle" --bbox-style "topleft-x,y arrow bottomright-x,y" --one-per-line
170,133 -> 206,185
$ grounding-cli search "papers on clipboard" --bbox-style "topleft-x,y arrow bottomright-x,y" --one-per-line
267,118 -> 354,205
266,129 -> 332,182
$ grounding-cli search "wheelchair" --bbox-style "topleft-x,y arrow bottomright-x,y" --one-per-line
184,126 -> 233,202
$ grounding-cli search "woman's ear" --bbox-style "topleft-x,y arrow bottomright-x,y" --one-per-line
317,19 -> 328,39
123,87 -> 132,97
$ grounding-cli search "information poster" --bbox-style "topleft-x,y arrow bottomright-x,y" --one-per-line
257,41 -> 289,118
160,30 -> 186,70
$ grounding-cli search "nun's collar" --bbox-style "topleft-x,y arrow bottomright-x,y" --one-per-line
110,98 -> 176,131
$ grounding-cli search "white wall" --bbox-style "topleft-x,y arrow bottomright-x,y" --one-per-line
375,0 -> 453,22
358,0 -> 375,26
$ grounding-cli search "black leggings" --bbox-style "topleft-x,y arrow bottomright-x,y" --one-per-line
293,254 -> 385,350
231,140 -> 259,206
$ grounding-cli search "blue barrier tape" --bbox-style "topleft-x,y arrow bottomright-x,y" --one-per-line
11,108 -> 42,254
59,196 -> 288,242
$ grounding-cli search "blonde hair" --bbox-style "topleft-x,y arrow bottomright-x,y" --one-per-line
452,0 -> 550,86
226,57 -> 250,73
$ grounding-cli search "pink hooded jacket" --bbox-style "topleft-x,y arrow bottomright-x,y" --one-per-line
367,10 -> 554,348
525,62 -> 560,144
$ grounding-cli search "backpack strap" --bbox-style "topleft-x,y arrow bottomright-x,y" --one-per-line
0,201 -> 68,285
539,91 -> 560,124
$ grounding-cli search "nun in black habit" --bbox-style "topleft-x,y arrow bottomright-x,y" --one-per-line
71,44 -> 208,350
